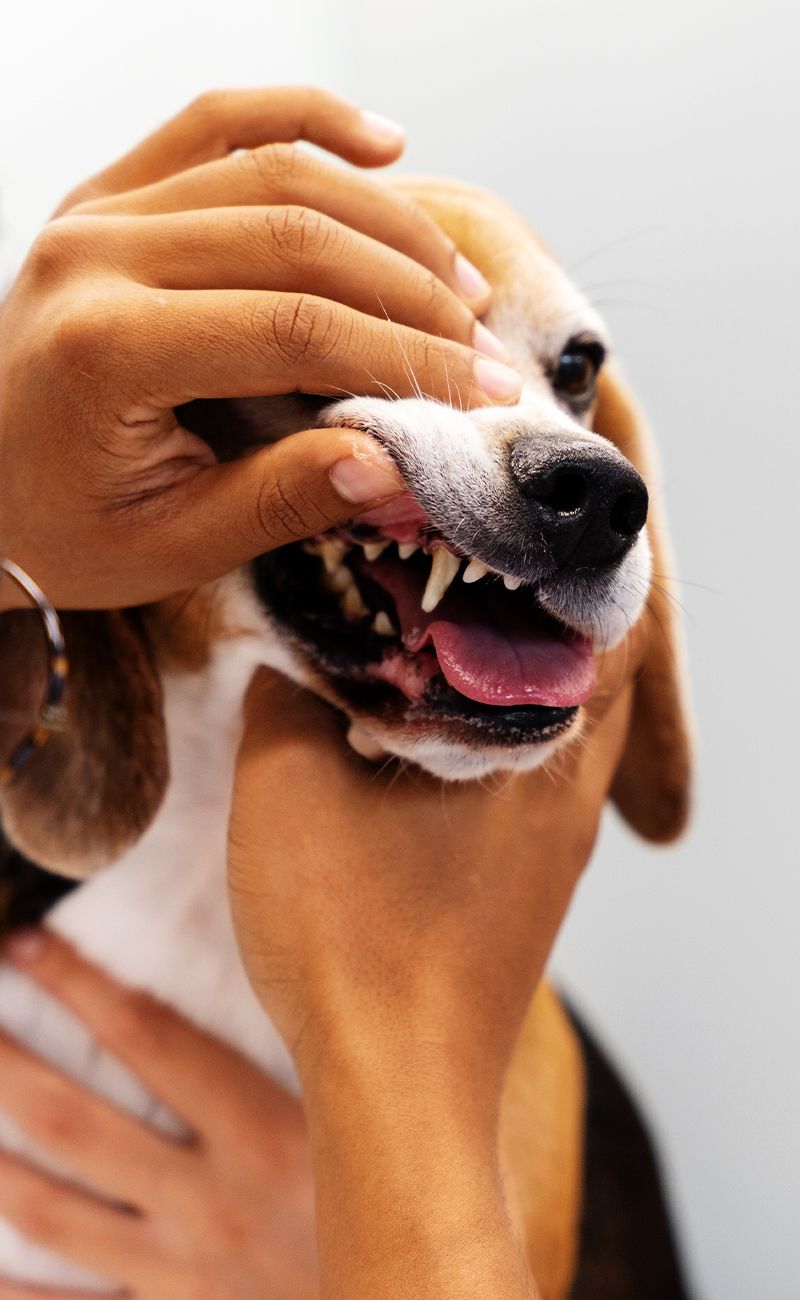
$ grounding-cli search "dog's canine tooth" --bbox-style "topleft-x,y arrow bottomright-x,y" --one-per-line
421,549 -> 461,613
372,611 -> 396,636
342,583 -> 369,619
462,558 -> 490,584
502,574 -> 523,591
363,540 -> 390,562
398,542 -> 418,560
320,538 -> 348,574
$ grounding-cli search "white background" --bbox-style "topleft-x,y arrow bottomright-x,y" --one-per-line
2,2 -> 798,1296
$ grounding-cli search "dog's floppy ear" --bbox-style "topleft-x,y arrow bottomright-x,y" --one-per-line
593,364 -> 693,842
0,609 -> 168,877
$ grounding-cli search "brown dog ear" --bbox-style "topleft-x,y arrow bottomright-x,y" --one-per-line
0,609 -> 168,877
593,364 -> 694,842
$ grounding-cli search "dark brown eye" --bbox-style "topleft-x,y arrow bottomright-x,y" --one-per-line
553,339 -> 605,402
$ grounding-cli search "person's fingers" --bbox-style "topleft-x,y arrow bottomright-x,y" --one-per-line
112,427 -> 410,601
0,1148 -> 146,1280
68,209 -> 487,349
0,1030 -> 190,1204
56,85 -> 405,212
2,931 -> 301,1148
81,285 -> 520,411
70,143 -> 490,309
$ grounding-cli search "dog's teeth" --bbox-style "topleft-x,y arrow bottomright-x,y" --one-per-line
320,539 -> 347,574
421,549 -> 461,613
372,611 -> 396,636
341,583 -> 369,619
325,564 -> 352,594
503,574 -> 523,591
363,540 -> 390,562
462,558 -> 490,584
398,543 -> 418,560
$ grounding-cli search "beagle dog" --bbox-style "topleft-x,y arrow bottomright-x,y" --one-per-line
0,179 -> 693,1296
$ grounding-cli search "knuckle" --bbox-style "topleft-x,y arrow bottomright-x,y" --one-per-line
186,88 -> 230,129
243,141 -> 302,191
269,293 -> 346,367
49,294 -> 125,371
418,266 -> 444,315
24,218 -> 87,283
268,205 -> 333,267
255,471 -> 325,546
32,1089 -> 86,1148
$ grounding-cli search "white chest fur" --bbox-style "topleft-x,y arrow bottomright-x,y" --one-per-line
0,636 -> 296,1289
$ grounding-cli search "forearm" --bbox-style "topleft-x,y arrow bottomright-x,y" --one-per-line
303,1045 -> 537,1300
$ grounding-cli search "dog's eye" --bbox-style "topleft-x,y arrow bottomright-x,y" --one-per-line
553,339 -> 605,404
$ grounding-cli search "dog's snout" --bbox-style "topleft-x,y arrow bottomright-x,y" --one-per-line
510,443 -> 648,570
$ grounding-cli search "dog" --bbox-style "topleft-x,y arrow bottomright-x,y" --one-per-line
0,177 -> 693,1296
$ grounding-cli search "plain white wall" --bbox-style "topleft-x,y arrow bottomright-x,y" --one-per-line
2,3 -> 798,1297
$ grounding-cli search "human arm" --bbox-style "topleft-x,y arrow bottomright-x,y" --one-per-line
226,667 -> 637,1299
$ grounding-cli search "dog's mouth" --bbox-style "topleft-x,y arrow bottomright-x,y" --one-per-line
252,492 -> 597,749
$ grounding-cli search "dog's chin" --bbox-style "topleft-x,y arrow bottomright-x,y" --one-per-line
344,717 -> 582,781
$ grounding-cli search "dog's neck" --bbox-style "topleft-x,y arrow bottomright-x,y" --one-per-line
47,634 -> 297,1090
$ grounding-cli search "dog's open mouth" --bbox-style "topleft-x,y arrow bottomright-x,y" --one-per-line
252,493 -> 597,747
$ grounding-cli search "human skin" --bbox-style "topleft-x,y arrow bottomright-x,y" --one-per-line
0,930 -> 317,1300
226,664 -> 639,1300
0,86 -> 521,612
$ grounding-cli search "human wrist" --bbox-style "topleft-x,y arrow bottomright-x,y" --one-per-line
303,1054 -> 533,1300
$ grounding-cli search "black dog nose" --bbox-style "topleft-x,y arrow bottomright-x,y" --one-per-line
510,444 -> 648,570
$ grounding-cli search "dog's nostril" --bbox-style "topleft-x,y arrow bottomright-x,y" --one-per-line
537,470 -> 588,515
610,489 -> 648,538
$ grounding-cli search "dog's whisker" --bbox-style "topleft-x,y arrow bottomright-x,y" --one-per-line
565,225 -> 664,276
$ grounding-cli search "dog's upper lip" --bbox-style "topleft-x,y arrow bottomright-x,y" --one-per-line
356,493 -> 432,545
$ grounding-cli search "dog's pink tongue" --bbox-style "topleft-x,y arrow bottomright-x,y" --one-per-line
424,619 -> 595,707
370,559 -> 596,708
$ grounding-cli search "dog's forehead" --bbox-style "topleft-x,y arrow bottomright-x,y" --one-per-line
393,176 -> 608,381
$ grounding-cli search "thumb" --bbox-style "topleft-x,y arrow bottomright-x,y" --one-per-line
135,427 -> 405,597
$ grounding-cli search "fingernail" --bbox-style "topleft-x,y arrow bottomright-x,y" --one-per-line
474,357 -> 522,402
455,252 -> 490,301
4,927 -> 46,965
330,446 -> 404,505
473,321 -> 510,363
360,110 -> 405,143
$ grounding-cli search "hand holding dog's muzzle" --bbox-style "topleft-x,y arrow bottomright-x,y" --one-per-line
226,659 -> 638,1299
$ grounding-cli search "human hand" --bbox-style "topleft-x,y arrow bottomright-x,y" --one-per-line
0,930 -> 317,1300
226,652 -> 640,1298
0,86 -> 520,610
